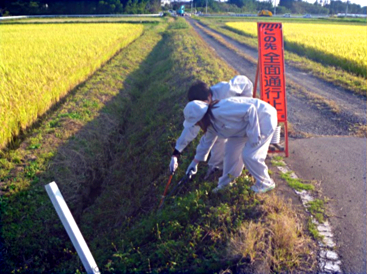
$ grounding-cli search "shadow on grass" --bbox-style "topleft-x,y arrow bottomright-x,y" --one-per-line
0,21 -> 199,272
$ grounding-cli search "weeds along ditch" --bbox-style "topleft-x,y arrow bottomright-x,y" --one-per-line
0,18 -> 315,272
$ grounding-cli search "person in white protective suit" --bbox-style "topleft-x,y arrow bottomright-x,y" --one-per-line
170,75 -> 253,179
173,96 -> 278,193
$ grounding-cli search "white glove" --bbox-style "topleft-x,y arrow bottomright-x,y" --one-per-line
186,160 -> 198,175
169,156 -> 178,173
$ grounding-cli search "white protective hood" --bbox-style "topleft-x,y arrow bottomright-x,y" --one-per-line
210,75 -> 253,100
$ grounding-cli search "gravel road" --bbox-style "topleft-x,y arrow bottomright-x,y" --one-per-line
186,17 -> 367,273
187,18 -> 366,137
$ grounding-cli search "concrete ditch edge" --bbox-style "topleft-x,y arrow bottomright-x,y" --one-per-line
274,160 -> 342,273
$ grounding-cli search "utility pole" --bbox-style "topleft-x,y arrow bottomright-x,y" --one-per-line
345,0 -> 349,16
273,0 -> 276,15
206,0 -> 208,14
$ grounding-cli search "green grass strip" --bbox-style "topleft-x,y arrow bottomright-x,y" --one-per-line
306,199 -> 326,223
280,172 -> 315,191
307,218 -> 324,241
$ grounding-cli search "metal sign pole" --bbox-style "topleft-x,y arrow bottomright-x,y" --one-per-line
45,182 -> 100,274
253,61 -> 259,98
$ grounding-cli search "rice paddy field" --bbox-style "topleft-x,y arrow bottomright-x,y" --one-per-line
1,18 -> 365,150
225,21 -> 367,78
0,23 -> 144,149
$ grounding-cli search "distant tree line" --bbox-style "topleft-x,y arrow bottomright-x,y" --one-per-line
0,0 -> 365,15
278,0 -> 366,14
0,0 -> 161,15
176,0 -> 365,15
325,0 -> 366,14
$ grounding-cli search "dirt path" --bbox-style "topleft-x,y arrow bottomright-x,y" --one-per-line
187,18 -> 366,137
186,17 -> 367,273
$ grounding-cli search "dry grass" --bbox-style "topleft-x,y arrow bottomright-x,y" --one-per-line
227,221 -> 267,262
351,124 -> 367,137
227,193 -> 316,273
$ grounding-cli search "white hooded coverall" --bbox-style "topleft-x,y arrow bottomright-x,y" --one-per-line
192,97 -> 278,188
175,75 -> 253,171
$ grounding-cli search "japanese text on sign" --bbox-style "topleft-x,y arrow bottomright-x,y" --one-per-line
257,22 -> 287,122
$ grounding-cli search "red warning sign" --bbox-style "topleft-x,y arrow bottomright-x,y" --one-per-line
257,22 -> 287,123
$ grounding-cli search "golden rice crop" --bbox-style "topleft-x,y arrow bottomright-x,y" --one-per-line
0,23 -> 143,149
225,22 -> 367,77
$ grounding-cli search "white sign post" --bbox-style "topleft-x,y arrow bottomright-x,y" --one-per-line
45,181 -> 100,274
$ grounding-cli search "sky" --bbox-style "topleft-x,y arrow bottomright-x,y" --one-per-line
264,0 -> 367,7
248,0 -> 367,8
302,0 -> 366,6
224,0 -> 367,7
184,0 -> 366,8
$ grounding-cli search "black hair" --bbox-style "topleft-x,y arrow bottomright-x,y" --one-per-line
197,100 -> 219,133
187,81 -> 213,102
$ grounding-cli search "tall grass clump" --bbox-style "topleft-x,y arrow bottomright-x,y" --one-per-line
0,23 -> 144,150
227,194 -> 314,272
225,21 -> 367,77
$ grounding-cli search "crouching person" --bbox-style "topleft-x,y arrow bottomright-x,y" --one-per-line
173,96 -> 278,194
170,76 -> 254,180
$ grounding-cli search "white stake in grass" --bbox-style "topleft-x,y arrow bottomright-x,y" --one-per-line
45,181 -> 100,274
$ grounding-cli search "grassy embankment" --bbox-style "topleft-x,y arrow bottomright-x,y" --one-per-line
0,18 -> 316,272
194,16 -> 367,97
